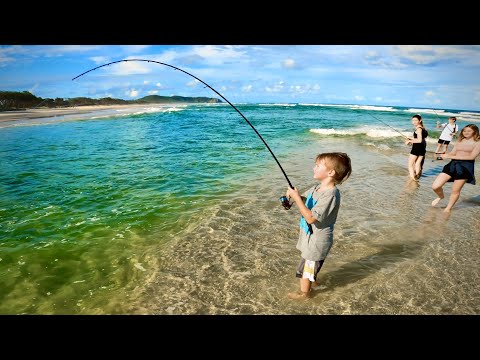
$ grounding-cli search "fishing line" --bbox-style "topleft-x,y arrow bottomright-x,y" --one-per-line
366,112 -> 409,140
72,59 -> 295,202
431,107 -> 445,123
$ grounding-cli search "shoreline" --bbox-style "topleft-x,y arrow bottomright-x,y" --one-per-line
0,104 -> 180,123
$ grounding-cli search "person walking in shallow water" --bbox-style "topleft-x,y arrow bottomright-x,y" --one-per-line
405,114 -> 428,181
285,152 -> 352,300
434,116 -> 458,159
432,124 -> 480,212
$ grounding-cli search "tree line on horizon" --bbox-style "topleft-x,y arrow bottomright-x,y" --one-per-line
0,91 -> 222,111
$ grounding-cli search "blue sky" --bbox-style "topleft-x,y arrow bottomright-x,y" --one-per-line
1,45 -> 480,111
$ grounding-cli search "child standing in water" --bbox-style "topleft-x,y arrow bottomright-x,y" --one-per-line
405,114 -> 428,180
285,152 -> 352,299
432,124 -> 480,212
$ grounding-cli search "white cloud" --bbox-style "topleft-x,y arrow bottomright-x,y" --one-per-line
282,59 -> 296,69
265,81 -> 285,92
375,97 -> 383,102
108,61 -> 151,75
425,91 -> 435,97
393,45 -> 480,65
288,84 -> 320,94
143,80 -> 150,85
125,89 -> 139,98
156,82 -> 162,87
148,90 -> 158,95
90,56 -> 110,65
354,95 -> 365,101
190,45 -> 247,65
187,79 -> 200,87
50,45 -> 102,53
34,45 -> 104,57
242,85 -> 252,93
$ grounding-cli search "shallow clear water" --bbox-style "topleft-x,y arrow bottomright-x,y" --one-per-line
1,104 -> 479,314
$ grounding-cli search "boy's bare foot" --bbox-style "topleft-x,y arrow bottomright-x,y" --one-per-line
287,291 -> 310,300
432,197 -> 443,206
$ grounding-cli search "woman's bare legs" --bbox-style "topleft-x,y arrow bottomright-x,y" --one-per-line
444,179 -> 467,212
414,156 -> 424,178
432,173 -> 451,206
408,154 -> 418,180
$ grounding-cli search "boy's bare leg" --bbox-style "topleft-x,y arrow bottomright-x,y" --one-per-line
288,278 -> 312,299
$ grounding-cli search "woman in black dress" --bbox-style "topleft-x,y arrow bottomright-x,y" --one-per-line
405,114 -> 428,180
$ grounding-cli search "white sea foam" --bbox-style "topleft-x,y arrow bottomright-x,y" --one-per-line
300,103 -> 396,112
457,112 -> 480,123
405,108 -> 446,115
258,103 -> 296,106
310,127 -> 409,138
404,108 -> 480,122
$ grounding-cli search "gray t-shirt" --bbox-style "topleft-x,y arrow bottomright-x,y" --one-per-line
296,184 -> 341,261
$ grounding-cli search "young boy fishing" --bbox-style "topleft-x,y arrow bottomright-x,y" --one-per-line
285,152 -> 352,299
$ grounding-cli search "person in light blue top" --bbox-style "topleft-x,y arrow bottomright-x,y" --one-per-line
286,152 -> 352,299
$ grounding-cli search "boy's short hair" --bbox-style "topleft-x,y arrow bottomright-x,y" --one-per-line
450,117 -> 457,121
316,152 -> 352,184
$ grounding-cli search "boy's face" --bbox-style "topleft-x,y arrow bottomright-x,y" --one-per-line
313,159 -> 331,180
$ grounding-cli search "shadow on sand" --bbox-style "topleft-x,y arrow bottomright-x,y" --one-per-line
311,241 -> 425,297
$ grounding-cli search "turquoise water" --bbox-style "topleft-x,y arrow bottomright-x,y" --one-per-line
1,103 -> 479,314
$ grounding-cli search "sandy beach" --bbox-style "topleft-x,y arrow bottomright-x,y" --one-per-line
0,104 -> 153,123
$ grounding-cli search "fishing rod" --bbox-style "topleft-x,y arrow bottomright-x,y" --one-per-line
72,59 -> 294,209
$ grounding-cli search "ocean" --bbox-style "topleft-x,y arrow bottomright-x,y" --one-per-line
1,103 -> 479,314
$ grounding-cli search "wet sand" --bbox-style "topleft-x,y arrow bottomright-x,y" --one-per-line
0,105 -> 151,123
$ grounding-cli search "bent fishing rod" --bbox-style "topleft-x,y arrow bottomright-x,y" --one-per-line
72,59 -> 294,208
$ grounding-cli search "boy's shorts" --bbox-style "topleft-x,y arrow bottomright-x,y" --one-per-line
438,139 -> 450,145
295,257 -> 325,282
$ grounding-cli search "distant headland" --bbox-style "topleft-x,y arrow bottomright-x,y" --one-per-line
0,91 -> 223,112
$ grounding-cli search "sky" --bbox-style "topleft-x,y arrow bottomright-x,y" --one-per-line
1,45 -> 480,111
